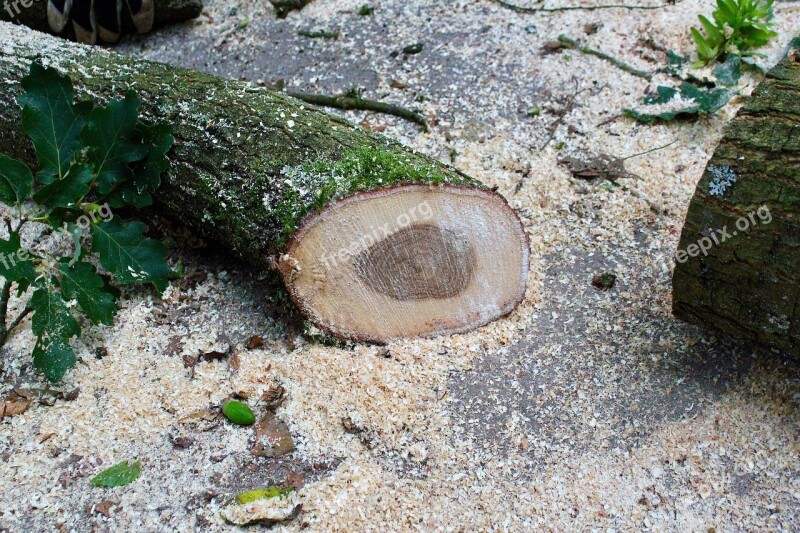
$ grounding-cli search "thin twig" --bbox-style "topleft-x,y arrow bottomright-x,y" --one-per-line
539,81 -> 591,153
285,90 -> 428,129
558,35 -> 653,80
0,281 -> 11,335
3,307 -> 31,340
493,0 -> 674,12
621,139 -> 678,160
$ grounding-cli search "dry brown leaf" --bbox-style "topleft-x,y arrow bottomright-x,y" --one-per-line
92,500 -> 118,517
1,399 -> 31,418
246,335 -> 264,350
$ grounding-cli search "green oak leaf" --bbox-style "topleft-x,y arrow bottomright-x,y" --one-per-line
30,285 -> 81,382
0,232 -> 37,284
59,261 -> 117,326
643,86 -> 679,105
0,155 -> 33,206
82,91 -> 149,196
91,460 -> 141,488
31,285 -> 81,340
625,83 -> 734,123
91,219 -> 171,293
107,122 -> 174,208
32,164 -> 92,210
712,54 -> 742,86
18,63 -> 89,183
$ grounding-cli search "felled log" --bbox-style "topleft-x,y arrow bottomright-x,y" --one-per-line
0,23 -> 529,343
672,45 -> 800,355
0,0 -> 202,34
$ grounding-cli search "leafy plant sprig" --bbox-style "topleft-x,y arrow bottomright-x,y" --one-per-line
0,62 -> 174,382
691,0 -> 778,66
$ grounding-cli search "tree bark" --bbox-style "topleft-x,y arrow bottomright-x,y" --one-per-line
0,0 -> 202,33
672,45 -> 800,355
0,23 -> 529,342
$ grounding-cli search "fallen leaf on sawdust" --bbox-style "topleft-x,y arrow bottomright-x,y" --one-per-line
1,398 -> 31,417
559,153 -> 639,182
92,500 -> 119,517
252,413 -> 295,457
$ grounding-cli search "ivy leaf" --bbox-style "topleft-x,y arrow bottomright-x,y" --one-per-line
18,63 -> 88,183
90,460 -> 141,488
59,261 -> 117,326
624,83 -> 734,123
107,122 -> 173,208
82,91 -> 148,196
0,156 -> 33,206
91,219 -> 171,293
713,54 -> 742,86
30,285 -> 80,382
0,232 -> 37,284
32,164 -> 92,210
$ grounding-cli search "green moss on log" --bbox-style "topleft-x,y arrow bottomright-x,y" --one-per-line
0,23 -> 483,270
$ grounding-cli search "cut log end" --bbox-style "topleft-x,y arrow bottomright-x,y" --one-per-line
281,184 -> 530,342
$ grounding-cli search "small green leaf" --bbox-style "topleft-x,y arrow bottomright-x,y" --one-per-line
235,487 -> 294,504
32,164 -> 92,210
222,400 -> 256,426
91,219 -> 171,293
82,91 -> 149,195
18,63 -> 89,182
59,261 -> 117,326
91,460 -> 142,487
0,156 -> 33,206
0,232 -> 37,283
666,50 -> 689,67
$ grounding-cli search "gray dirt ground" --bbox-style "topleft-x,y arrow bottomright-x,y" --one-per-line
1,0 -> 799,531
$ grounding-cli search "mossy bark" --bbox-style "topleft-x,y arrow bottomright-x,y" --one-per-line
672,46 -> 800,355
0,23 -> 482,268
0,0 -> 202,33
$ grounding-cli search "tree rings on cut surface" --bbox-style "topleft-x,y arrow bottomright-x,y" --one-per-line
279,184 -> 529,342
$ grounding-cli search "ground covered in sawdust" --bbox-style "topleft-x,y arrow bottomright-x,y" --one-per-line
1,0 -> 799,530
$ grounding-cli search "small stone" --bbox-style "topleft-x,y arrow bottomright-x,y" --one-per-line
376,347 -> 390,358
402,43 -> 423,55
222,400 -> 256,426
341,416 -> 363,434
592,272 -> 617,290
252,413 -> 295,457
169,434 -> 195,449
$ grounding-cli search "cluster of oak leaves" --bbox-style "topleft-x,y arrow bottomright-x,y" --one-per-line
0,63 -> 173,382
